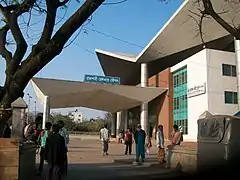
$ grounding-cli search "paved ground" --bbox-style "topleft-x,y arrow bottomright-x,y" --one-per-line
36,136 -> 185,180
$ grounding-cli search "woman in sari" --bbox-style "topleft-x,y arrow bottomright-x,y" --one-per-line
156,125 -> 165,164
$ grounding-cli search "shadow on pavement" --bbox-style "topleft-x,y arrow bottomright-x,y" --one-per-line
37,162 -> 187,180
69,146 -> 94,149
67,162 -> 186,180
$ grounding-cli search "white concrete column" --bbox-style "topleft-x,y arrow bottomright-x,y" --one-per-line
116,111 -> 122,137
140,63 -> 149,134
235,39 -> 240,108
42,96 -> 50,129
124,110 -> 128,131
111,113 -> 116,137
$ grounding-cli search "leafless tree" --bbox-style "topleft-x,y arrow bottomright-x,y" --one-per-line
103,112 -> 113,122
159,0 -> 240,41
192,0 -> 240,41
0,0 -> 104,128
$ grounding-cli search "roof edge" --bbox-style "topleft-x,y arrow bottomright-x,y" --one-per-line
136,0 -> 190,61
95,49 -> 137,62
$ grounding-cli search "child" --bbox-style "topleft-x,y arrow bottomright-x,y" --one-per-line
145,135 -> 152,155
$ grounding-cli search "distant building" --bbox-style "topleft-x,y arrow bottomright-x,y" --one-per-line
69,110 -> 83,123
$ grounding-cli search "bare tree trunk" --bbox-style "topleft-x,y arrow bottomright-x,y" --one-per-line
0,0 -> 104,129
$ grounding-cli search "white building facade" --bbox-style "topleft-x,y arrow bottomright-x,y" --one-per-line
171,49 -> 238,141
69,111 -> 84,123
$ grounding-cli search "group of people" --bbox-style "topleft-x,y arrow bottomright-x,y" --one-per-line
100,123 -> 183,164
23,119 -> 69,180
155,124 -> 183,164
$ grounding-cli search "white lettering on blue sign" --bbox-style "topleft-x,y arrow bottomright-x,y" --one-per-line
84,75 -> 120,85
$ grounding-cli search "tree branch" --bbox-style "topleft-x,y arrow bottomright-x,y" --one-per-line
52,0 -> 105,47
5,0 -> 36,71
0,4 -> 7,22
58,0 -> 70,7
1,0 -> 36,95
0,25 -> 12,64
201,0 -> 240,39
16,0 -> 36,16
7,12 -> 27,72
20,0 -> 105,79
0,85 -> 3,100
0,4 -> 4,13
37,0 -> 58,46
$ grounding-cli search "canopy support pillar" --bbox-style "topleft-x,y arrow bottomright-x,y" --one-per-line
140,63 -> 149,134
124,110 -> 128,131
111,113 -> 117,138
42,96 -> 50,129
116,111 -> 122,138
234,38 -> 240,109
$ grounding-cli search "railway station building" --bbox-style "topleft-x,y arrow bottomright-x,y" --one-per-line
95,0 -> 240,141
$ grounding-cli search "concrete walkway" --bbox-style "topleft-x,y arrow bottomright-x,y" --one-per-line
36,136 -> 184,180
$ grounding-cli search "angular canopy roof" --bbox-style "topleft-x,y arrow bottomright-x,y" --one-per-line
31,77 -> 167,112
95,0 -> 239,85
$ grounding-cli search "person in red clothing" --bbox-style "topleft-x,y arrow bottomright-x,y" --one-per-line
124,128 -> 133,155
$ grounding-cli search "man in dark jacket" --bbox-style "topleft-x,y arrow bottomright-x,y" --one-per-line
45,124 -> 66,180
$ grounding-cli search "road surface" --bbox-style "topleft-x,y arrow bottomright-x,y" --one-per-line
36,136 -> 184,180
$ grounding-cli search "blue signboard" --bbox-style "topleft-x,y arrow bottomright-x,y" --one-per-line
84,74 -> 120,85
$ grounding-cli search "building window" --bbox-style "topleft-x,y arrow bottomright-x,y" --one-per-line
224,91 -> 238,104
173,66 -> 188,134
222,64 -> 237,77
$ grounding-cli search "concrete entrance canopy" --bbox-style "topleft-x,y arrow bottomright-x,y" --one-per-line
31,77 -> 167,112
96,0 -> 240,85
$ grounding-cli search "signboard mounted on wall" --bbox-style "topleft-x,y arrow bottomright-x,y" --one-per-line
187,83 -> 206,98
84,74 -> 121,85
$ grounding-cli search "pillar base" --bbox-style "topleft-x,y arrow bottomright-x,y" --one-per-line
111,134 -> 116,138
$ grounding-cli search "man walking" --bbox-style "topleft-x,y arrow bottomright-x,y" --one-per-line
45,124 -> 66,180
134,124 -> 146,163
100,124 -> 110,156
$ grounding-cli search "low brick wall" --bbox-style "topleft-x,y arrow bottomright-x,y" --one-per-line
19,143 -> 37,180
167,142 -> 197,173
0,139 -> 19,180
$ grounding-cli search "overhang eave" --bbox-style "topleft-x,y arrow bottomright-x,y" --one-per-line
31,77 -> 167,112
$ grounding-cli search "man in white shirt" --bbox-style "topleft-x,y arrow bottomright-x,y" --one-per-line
58,121 -> 69,147
100,124 -> 110,156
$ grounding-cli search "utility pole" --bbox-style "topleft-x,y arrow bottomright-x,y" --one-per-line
34,101 -> 37,117
27,93 -> 32,124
